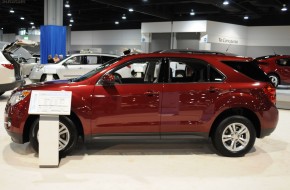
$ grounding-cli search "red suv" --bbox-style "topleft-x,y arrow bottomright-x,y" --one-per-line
255,55 -> 290,87
4,53 -> 278,157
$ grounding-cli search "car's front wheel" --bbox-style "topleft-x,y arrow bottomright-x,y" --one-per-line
268,74 -> 279,87
29,116 -> 78,157
212,116 -> 256,157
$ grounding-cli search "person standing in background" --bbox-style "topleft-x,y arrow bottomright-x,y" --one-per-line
53,54 -> 60,63
47,55 -> 54,63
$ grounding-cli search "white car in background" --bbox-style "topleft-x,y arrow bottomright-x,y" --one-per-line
0,40 -> 36,96
29,53 -> 119,82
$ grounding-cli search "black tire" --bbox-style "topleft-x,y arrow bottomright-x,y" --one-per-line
211,116 -> 256,157
40,74 -> 47,82
268,74 -> 279,87
175,70 -> 185,78
29,116 -> 78,157
40,74 -> 59,82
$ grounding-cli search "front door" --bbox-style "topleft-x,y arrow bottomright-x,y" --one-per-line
91,58 -> 163,137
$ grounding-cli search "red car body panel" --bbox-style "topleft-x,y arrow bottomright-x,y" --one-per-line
4,53 -> 279,145
257,55 -> 290,85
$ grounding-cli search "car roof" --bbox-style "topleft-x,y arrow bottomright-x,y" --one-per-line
156,49 -> 238,56
122,52 -> 251,62
254,55 -> 290,60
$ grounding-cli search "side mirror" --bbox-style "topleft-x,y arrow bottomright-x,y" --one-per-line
102,74 -> 115,86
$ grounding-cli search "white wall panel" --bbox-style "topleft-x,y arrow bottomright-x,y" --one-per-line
141,22 -> 172,33
172,21 -> 207,32
247,26 -> 290,46
71,29 -> 141,46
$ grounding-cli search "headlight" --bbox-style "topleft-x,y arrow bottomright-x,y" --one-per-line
8,90 -> 31,106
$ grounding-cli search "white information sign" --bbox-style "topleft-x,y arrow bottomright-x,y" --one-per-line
28,90 -> 72,115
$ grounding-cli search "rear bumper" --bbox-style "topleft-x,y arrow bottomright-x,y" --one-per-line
0,79 -> 25,92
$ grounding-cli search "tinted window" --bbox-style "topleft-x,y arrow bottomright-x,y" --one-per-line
222,61 -> 270,82
276,58 -> 290,66
102,56 -> 116,63
167,58 -> 225,83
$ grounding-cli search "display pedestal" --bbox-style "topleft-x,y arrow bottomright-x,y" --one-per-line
39,115 -> 59,168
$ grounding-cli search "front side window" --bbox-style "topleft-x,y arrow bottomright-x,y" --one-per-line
109,58 -> 161,84
64,56 -> 81,65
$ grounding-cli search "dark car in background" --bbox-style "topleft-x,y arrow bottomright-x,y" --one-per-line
4,53 -> 278,157
255,55 -> 290,87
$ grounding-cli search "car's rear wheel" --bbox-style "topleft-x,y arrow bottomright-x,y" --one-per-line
268,74 -> 279,87
212,116 -> 256,157
29,116 -> 78,157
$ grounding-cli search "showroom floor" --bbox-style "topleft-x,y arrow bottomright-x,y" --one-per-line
0,87 -> 290,190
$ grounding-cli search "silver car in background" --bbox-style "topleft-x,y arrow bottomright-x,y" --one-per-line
29,53 -> 119,82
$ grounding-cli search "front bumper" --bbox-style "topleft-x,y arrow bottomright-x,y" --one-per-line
0,79 -> 25,93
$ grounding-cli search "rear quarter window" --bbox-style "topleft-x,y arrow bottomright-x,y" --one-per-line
222,61 -> 270,82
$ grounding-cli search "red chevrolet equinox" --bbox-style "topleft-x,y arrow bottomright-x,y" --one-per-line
4,53 -> 278,157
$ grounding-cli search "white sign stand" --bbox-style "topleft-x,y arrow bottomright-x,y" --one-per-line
29,90 -> 72,168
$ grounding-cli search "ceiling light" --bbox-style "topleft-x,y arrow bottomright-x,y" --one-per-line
244,15 -> 249,20
122,14 -> 126,19
31,26 -> 35,29
30,22 -> 34,25
223,1 -> 229,5
69,24 -> 72,26
1,28 -> 3,30
281,4 -> 287,11
115,21 -> 119,24
65,1 -> 70,8
10,8 -> 14,13
67,12 -> 72,16
20,17 -> 25,20
129,8 -> 134,12
190,9 -> 195,16
70,18 -> 74,22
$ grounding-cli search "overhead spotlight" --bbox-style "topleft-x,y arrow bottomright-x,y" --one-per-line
281,4 -> 287,11
65,1 -> 70,8
223,1 -> 229,5
10,8 -> 14,13
122,14 -> 126,19
1,28 -> 3,30
30,22 -> 34,25
190,9 -> 195,16
67,12 -> 72,16
69,24 -> 72,26
70,18 -> 74,22
244,15 -> 249,20
31,26 -> 35,29
115,21 -> 119,24
129,8 -> 134,12
20,17 -> 25,20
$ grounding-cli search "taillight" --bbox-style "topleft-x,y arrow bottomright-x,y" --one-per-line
263,84 -> 276,104
1,64 -> 14,70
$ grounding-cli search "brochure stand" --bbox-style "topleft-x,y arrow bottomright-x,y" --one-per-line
28,90 -> 72,168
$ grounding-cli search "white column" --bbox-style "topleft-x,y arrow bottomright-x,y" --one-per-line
44,0 -> 63,26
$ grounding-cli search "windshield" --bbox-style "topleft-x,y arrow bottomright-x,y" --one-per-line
71,57 -> 122,82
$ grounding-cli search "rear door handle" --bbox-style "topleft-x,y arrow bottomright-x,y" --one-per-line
208,87 -> 218,93
144,90 -> 159,96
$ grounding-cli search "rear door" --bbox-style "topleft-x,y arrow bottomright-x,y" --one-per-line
160,58 -> 228,137
276,58 -> 290,84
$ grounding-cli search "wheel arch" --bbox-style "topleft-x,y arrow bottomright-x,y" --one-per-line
209,107 -> 261,138
23,110 -> 84,143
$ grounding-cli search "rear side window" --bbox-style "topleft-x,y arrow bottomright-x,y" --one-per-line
222,61 -> 270,82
